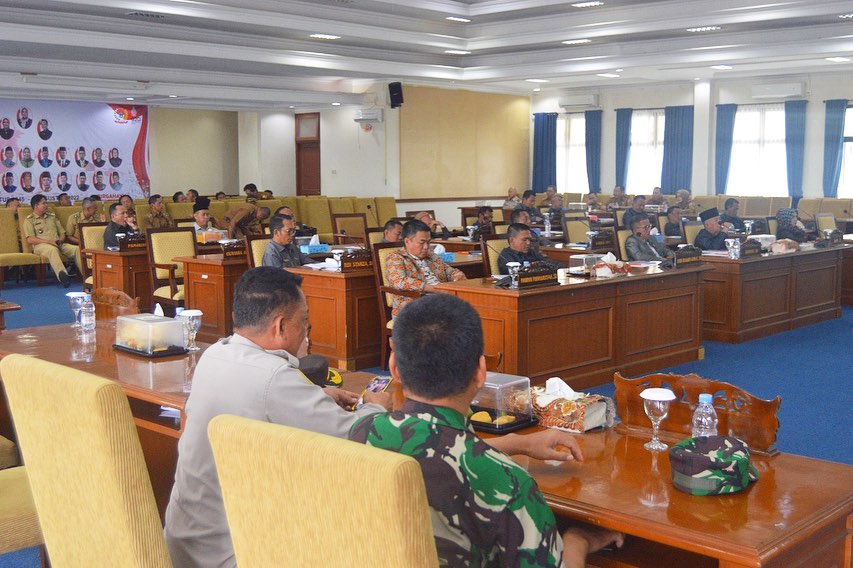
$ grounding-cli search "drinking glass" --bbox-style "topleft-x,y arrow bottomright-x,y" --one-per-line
640,387 -> 676,451
179,309 -> 203,351
66,292 -> 88,328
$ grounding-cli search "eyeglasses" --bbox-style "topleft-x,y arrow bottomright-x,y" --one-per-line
638,224 -> 652,230
285,228 -> 297,235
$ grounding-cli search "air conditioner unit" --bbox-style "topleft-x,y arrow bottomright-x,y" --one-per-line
353,108 -> 383,123
558,94 -> 599,109
751,83 -> 804,99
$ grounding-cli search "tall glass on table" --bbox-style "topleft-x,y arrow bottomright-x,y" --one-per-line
640,387 -> 676,451
66,292 -> 89,328
177,309 -> 203,351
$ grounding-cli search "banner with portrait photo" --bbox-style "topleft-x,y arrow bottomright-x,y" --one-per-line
0,99 -> 149,203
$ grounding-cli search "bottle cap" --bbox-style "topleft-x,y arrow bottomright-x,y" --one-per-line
699,393 -> 712,404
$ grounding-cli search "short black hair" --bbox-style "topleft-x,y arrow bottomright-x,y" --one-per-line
630,213 -> 650,230
257,207 -> 270,219
172,191 -> 184,202
633,195 -> 646,204
402,219 -> 430,239
724,198 -> 739,209
215,191 -> 226,198
232,267 -> 304,331
187,189 -> 199,198
90,195 -> 101,201
148,194 -> 162,205
522,190 -> 535,200
506,222 -> 530,242
393,294 -> 483,399
274,205 -> 293,217
31,194 -> 46,207
5,197 -> 19,206
57,192 -> 68,200
108,202 -> 122,217
476,206 -> 494,216
383,219 -> 403,232
119,194 -> 132,204
243,183 -> 258,192
666,205 -> 682,216
270,214 -> 292,233
509,209 -> 528,224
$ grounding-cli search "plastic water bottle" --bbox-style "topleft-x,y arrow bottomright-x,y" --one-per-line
80,297 -> 96,332
691,393 -> 718,438
544,214 -> 552,236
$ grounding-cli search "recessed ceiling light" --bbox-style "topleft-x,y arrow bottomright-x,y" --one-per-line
168,94 -> 178,98
685,44 -> 742,51
533,88 -> 541,92
572,1 -> 604,7
562,38 -> 592,45
615,68 -> 623,72
826,56 -> 851,62
309,34 -> 340,40
445,16 -> 471,23
125,97 -> 135,101
289,105 -> 295,109
687,26 -> 722,32
331,102 -> 341,106
694,77 -> 701,81
597,73 -> 620,78
444,50 -> 471,55
711,64 -> 733,70
838,13 -> 853,19
525,79 -> 549,83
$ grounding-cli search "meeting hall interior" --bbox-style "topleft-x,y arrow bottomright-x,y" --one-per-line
0,1 -> 851,567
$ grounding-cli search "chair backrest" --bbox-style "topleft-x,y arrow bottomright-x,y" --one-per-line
366,227 -> 385,246
53,206 -> 78,231
614,209 -> 626,228
818,197 -> 852,218
79,222 -> 110,279
0,354 -> 171,567
616,228 -> 631,261
815,213 -> 837,232
373,197 -> 398,225
372,242 -> 405,310
299,197 -> 333,241
794,198 -> 821,220
768,196 -> 792,215
613,372 -> 781,455
691,195 -> 720,213
331,213 -> 368,245
683,220 -> 704,246
493,222 -> 508,235
352,198 -> 380,227
146,227 -> 196,281
481,234 -> 510,276
246,234 -> 272,268
91,287 -> 140,320
174,218 -> 195,228
165,201 -> 194,220
563,216 -> 591,243
766,216 -> 778,235
328,197 -> 355,215
208,414 -> 437,567
17,208 -> 34,254
0,209 -> 21,254
743,196 -> 772,217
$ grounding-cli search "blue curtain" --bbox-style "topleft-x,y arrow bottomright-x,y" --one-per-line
584,110 -> 603,193
661,106 -> 694,195
822,99 -> 849,198
615,108 -> 632,188
714,104 -> 737,195
531,113 -> 557,193
784,100 -> 807,199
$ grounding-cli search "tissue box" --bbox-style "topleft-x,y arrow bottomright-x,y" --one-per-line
437,252 -> 455,263
470,372 -> 534,433
114,314 -> 186,356
300,244 -> 330,254
531,378 -> 615,433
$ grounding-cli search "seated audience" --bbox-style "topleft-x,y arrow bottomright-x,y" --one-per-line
57,192 -> 72,207
663,206 -> 683,237
498,223 -> 563,274
243,183 -> 259,201
146,194 -> 174,229
386,220 -> 465,316
471,206 -> 494,238
215,191 -> 227,201
165,267 -> 391,568
192,197 -> 216,234
349,294 -> 624,568
674,189 -> 695,213
606,185 -> 629,210
5,197 -> 20,212
621,195 -> 647,231
538,185 -> 557,208
262,215 -> 312,268
502,186 -> 521,209
65,198 -> 102,245
646,186 -> 667,206
217,203 -> 270,239
103,203 -> 139,249
24,194 -> 81,287
546,195 -> 565,226
625,214 -> 673,261
694,207 -> 727,250
118,194 -> 134,211
585,191 -> 602,210
186,189 -> 199,203
515,190 -> 544,223
510,209 -> 551,253
414,210 -> 451,239
381,219 -> 403,243
172,191 -> 187,203
775,208 -> 814,243
720,198 -> 746,233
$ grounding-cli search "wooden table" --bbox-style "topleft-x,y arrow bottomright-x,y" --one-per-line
0,300 -> 21,330
540,244 -> 615,264
174,254 -> 247,344
439,265 -> 710,389
700,246 -> 845,343
86,248 -> 153,312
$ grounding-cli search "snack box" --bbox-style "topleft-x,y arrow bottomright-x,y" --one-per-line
470,372 -> 535,433
115,314 -> 186,356
568,253 -> 605,276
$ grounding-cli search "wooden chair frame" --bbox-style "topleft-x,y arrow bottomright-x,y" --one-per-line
480,234 -> 510,277
78,221 -> 109,293
682,220 -> 704,247
371,242 -> 422,370
91,287 -> 139,320
245,234 -> 272,269
145,227 -> 196,312
331,213 -> 368,246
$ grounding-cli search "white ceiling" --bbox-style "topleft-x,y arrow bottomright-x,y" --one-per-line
0,0 -> 852,111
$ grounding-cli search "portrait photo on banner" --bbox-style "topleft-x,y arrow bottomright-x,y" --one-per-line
0,100 -> 149,203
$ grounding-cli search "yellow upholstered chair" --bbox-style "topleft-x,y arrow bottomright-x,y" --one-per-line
815,213 -> 837,233
0,434 -> 18,469
374,196 -> 398,225
246,235 -> 272,268
795,198 -> 821,221
299,197 -> 333,243
614,209 -> 626,228
743,196 -> 772,217
352,198 -> 379,227
134,204 -> 151,232
481,234 -> 510,276
328,197 -> 355,215
616,228 -> 631,261
818,198 -> 852,219
371,242 -> 414,369
683,220 -> 704,247
766,216 -> 778,236
0,466 -> 43,559
208,415 -> 437,568
277,196 -> 300,219
165,201 -> 194,220
563,216 -> 591,243
691,195 -> 719,214
174,218 -> 195,228
769,196 -> 792,215
366,227 -> 385,246
332,213 -> 368,245
79,221 -> 109,293
53,206 -> 78,232
493,222 -> 508,235
0,209 -> 47,288
0,354 -> 171,567
146,227 -> 196,312
208,200 -> 229,222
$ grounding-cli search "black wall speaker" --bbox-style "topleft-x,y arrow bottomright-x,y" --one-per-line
389,82 -> 404,108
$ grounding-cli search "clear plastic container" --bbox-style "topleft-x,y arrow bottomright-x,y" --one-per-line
569,253 -> 605,276
470,372 -> 533,431
115,314 -> 186,355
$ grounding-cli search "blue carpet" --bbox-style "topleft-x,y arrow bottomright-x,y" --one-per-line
2,278 -> 82,329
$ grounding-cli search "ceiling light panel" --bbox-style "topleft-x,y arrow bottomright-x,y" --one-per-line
309,34 -> 340,40
687,26 -> 722,32
572,1 -> 604,7
445,16 -> 471,23
826,56 -> 851,62
525,79 -> 549,83
711,64 -> 733,69
562,39 -> 592,45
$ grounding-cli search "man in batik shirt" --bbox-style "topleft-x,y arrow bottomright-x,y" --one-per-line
350,294 -> 624,567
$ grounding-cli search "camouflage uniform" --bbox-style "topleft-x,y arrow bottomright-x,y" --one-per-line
350,400 -> 564,567
24,212 -> 82,281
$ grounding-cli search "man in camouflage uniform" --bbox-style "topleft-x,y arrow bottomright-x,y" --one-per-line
146,194 -> 174,229
66,198 -> 102,245
216,203 -> 270,239
349,294 -> 623,567
24,194 -> 82,287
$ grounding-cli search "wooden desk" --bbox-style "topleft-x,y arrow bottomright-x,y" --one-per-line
540,244 -> 615,264
437,238 -> 482,253
174,254 -> 247,344
0,322 -> 197,519
439,266 -> 709,389
86,248 -> 153,312
700,246 -> 845,343
0,300 -> 21,330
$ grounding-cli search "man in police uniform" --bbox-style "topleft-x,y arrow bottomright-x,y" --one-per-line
66,198 -> 102,245
24,194 -> 82,287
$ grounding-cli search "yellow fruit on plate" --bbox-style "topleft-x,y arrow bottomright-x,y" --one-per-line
470,411 -> 493,423
494,415 -> 516,425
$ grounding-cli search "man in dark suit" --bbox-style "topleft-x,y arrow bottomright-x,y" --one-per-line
2,172 -> 16,193
37,119 -> 52,140
77,172 -> 90,191
75,146 -> 88,168
56,146 -> 70,168
56,172 -> 71,192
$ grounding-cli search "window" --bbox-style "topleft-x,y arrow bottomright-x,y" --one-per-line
726,104 -> 787,196
625,109 -> 665,194
836,107 -> 853,198
556,114 -> 589,194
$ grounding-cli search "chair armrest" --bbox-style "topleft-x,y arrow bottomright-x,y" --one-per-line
152,262 -> 180,296
379,286 -> 422,299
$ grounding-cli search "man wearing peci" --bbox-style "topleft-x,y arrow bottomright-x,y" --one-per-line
2,172 -> 16,193
625,214 -> 673,262
38,147 -> 52,168
694,207 -> 728,251
191,197 -> 216,233
261,214 -> 313,269
497,223 -> 563,274
56,146 -> 70,168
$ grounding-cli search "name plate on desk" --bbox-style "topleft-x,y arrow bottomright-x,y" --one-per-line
828,229 -> 843,245
740,239 -> 762,257
220,240 -> 246,258
117,233 -> 146,251
590,232 -> 613,249
674,246 -> 701,268
518,264 -> 558,288
340,249 -> 373,272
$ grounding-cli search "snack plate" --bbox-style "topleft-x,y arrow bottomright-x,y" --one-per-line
112,344 -> 188,359
469,405 -> 538,434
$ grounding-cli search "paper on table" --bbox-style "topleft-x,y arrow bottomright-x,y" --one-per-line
309,234 -> 320,245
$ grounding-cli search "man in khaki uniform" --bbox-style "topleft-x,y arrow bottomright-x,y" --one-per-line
217,203 -> 269,239
25,194 -> 82,287
66,198 -> 103,245
146,194 -> 174,229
